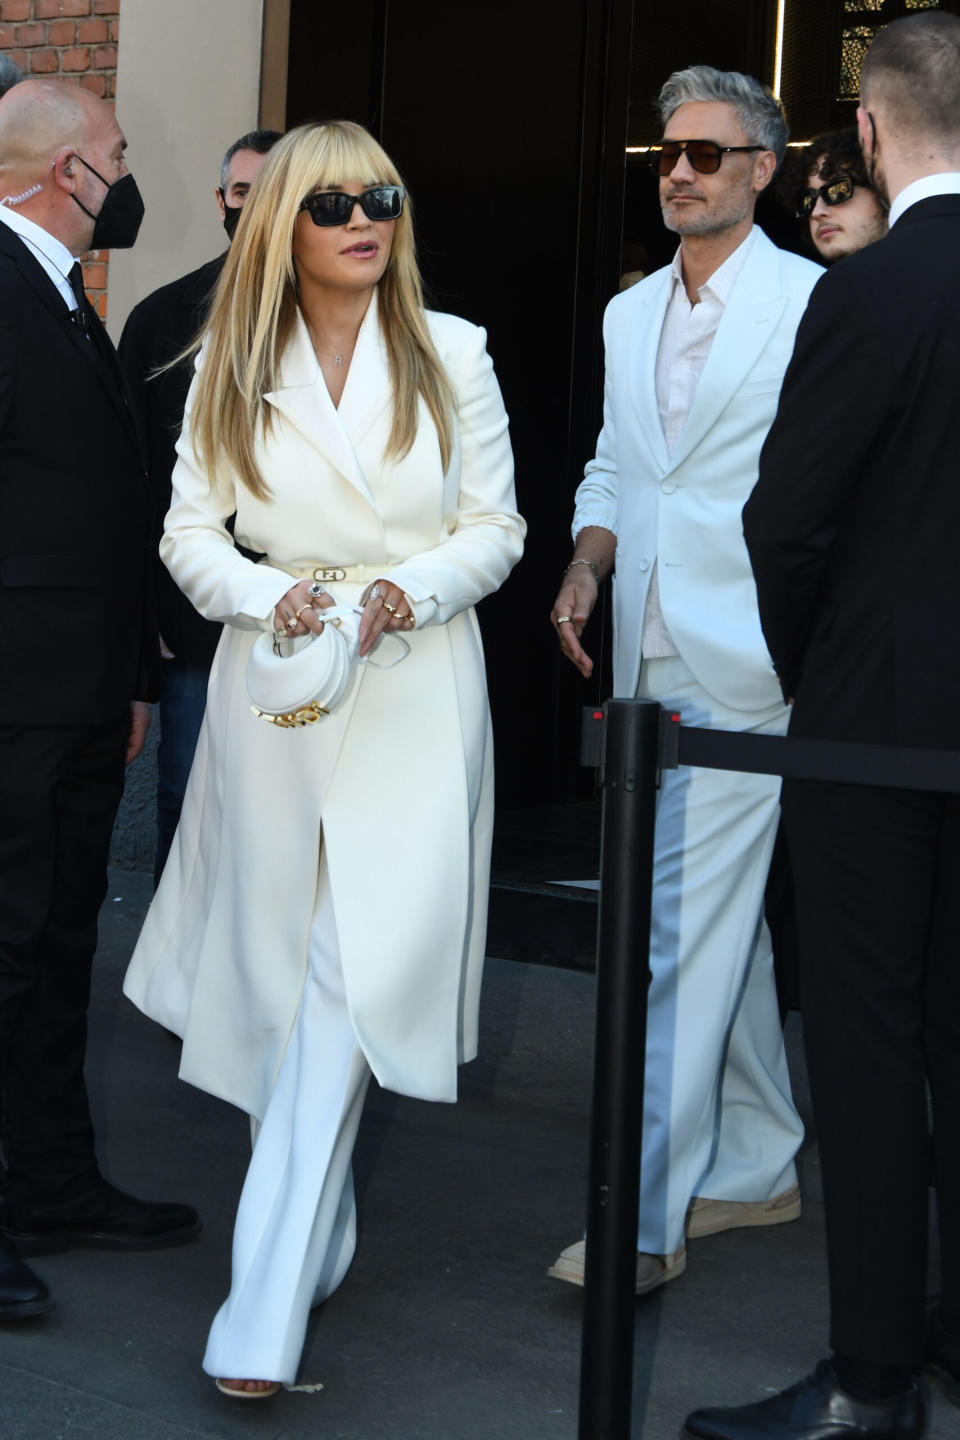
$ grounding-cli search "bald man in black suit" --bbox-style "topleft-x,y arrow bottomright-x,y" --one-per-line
0,79 -> 198,1323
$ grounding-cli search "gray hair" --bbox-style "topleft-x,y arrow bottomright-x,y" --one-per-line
219,128 -> 283,191
0,56 -> 23,100
658,65 -> 788,166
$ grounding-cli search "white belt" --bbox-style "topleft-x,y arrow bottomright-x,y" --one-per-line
264,559 -> 385,585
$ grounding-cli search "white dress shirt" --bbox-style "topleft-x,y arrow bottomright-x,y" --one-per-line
888,173 -> 960,229
642,227 -> 757,658
0,203 -> 78,311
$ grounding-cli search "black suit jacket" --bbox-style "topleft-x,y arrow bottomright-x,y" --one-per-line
118,254 -> 225,665
0,225 -> 159,724
744,194 -> 960,750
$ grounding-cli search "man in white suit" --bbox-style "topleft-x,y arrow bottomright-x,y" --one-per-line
549,65 -> 822,1295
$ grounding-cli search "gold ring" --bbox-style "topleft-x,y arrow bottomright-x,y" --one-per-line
293,604 -> 311,622
397,613 -> 414,626
556,616 -> 572,625
285,616 -> 298,630
382,600 -> 397,614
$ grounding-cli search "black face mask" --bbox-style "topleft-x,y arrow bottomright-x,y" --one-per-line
72,155 -> 145,249
219,193 -> 242,242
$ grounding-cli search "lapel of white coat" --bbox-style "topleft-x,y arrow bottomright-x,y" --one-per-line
263,294 -> 388,509
628,268 -> 672,475
665,229 -> 787,473
336,289 -> 393,453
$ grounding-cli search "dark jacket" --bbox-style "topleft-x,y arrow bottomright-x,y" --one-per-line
744,194 -> 960,750
118,254 -> 226,666
0,224 -> 159,723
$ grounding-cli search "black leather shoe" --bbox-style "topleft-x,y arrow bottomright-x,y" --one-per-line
0,1234 -> 54,1320
926,1296 -> 960,1406
684,1360 -> 924,1440
1,1179 -> 201,1256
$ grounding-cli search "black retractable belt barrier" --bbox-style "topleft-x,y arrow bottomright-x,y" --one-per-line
576,700 -> 960,1440
664,716 -> 960,794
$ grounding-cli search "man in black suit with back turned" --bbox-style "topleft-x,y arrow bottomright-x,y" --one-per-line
685,14 -> 960,1440
0,79 -> 199,1323
118,128 -> 280,886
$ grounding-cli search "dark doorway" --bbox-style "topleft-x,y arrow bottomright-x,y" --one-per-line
285,0 -> 633,819
282,0 -> 959,959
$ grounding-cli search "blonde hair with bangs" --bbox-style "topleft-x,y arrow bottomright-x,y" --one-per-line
189,120 -> 455,500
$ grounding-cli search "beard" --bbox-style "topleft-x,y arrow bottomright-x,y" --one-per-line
870,152 -> 890,210
659,178 -> 754,237
861,120 -> 890,209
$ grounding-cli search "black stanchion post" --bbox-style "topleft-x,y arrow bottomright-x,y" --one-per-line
579,699 -> 662,1440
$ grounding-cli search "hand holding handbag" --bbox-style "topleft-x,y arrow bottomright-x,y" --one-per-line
244,605 -> 409,728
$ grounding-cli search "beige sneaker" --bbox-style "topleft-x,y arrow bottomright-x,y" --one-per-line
685,1184 -> 801,1240
547,1239 -> 686,1295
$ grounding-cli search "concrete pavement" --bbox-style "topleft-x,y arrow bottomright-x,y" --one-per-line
0,868 -> 954,1439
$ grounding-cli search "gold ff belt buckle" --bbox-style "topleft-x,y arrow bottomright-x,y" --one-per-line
313,566 -> 346,582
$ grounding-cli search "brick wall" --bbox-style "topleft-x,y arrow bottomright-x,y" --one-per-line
0,0 -> 121,318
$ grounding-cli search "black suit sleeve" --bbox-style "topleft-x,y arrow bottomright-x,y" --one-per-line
0,288 -> 14,435
743,263 -> 899,696
117,301 -> 155,463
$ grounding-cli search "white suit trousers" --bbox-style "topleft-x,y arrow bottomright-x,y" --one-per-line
634,656 -> 803,1255
202,855 -> 371,1384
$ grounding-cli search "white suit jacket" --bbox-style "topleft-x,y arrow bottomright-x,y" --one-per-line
574,228 -> 822,711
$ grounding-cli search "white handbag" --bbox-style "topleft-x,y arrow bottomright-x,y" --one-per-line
244,605 -> 409,728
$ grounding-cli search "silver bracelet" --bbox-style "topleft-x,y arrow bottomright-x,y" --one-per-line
564,558 -> 601,585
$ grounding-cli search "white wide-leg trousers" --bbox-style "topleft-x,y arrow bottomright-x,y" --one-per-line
634,656 -> 804,1255
203,855 -> 371,1384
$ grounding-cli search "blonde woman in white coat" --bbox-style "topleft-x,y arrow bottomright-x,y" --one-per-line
123,121 -> 525,1398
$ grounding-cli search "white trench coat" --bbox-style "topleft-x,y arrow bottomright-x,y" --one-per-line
123,295 -> 525,1120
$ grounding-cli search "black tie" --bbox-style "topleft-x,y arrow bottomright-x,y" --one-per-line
68,262 -> 91,334
68,262 -> 130,408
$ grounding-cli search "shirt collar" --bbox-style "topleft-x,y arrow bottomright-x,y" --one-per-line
669,225 -> 757,306
0,203 -> 77,280
888,173 -> 960,229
